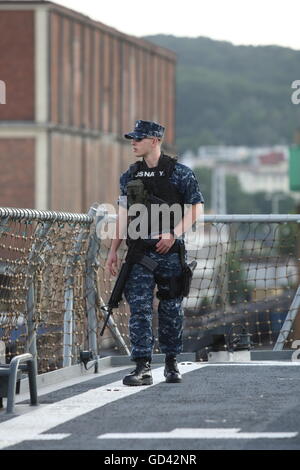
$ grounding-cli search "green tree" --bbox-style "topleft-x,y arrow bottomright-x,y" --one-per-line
143,35 -> 300,153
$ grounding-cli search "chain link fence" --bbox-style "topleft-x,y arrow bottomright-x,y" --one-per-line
97,214 -> 300,358
0,207 -> 96,373
0,207 -> 299,373
183,215 -> 300,356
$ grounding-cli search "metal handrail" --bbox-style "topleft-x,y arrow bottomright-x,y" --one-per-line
94,212 -> 300,224
204,214 -> 300,223
0,207 -> 94,224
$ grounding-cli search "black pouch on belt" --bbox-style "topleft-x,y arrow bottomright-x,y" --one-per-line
179,243 -> 197,297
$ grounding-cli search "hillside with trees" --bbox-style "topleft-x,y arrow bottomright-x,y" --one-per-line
144,35 -> 300,153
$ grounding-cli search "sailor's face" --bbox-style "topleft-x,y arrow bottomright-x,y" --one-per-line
131,137 -> 155,157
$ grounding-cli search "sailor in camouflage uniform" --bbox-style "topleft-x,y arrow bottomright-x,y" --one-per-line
106,120 -> 204,386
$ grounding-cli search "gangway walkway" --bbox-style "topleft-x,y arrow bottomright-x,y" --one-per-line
0,355 -> 300,451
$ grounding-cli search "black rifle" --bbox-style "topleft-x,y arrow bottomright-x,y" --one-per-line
100,242 -> 158,336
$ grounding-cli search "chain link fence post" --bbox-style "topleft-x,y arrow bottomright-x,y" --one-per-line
25,220 -> 53,373
63,208 -> 95,367
94,205 -> 130,356
84,204 -> 101,360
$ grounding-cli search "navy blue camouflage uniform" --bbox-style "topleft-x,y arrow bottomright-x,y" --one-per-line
118,158 -> 204,361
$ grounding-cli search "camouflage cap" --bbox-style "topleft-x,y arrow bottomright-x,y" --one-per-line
124,120 -> 165,140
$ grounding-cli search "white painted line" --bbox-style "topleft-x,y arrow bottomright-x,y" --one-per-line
98,428 -> 298,440
15,365 -> 132,404
0,433 -> 71,448
207,362 -> 300,367
29,434 -> 71,440
0,362 -> 206,450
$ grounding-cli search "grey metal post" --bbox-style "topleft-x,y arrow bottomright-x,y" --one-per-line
94,205 -> 130,356
273,285 -> 300,350
0,217 -> 10,365
0,341 -> 5,363
26,283 -> 37,362
211,166 -> 227,215
63,206 -> 95,367
6,358 -> 22,414
63,287 -> 74,367
6,353 -> 37,414
25,220 -> 53,371
85,208 -> 102,359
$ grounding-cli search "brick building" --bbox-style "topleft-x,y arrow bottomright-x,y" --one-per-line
0,0 -> 176,211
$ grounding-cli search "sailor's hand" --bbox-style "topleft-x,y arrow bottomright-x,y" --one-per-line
106,251 -> 118,276
155,233 -> 175,254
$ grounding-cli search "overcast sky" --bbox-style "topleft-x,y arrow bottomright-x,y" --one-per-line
53,0 -> 300,50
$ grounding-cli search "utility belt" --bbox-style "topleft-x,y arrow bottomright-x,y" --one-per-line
126,237 -> 180,253
126,238 -> 197,300
143,238 -> 181,254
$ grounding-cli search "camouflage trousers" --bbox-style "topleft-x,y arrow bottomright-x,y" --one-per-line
124,250 -> 184,361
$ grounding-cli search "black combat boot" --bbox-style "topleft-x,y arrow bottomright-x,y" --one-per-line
123,358 -> 153,386
164,354 -> 182,383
